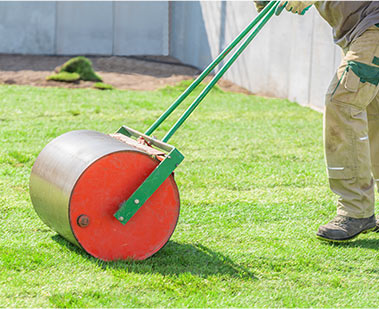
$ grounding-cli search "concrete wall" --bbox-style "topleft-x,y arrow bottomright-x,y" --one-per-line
170,1 -> 341,110
0,2 -> 56,54
0,1 -> 342,110
0,1 -> 169,56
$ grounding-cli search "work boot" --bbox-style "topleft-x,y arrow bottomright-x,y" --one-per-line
316,215 -> 376,242
373,217 -> 379,232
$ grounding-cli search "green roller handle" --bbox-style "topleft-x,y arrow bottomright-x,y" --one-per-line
161,1 -> 279,143
114,1 -> 279,225
144,1 -> 278,137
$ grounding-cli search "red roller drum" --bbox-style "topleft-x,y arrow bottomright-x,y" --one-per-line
30,130 -> 180,261
71,152 -> 179,260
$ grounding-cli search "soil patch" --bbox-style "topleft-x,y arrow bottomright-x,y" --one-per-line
0,54 -> 251,94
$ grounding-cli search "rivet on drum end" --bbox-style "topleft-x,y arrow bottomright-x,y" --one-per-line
134,199 -> 140,204
118,216 -> 124,221
77,215 -> 90,228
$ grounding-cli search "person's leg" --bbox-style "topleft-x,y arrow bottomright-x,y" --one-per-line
367,94 -> 379,184
368,93 -> 379,231
317,27 -> 379,241
325,95 -> 374,219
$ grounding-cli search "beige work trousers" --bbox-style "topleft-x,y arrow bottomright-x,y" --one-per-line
324,26 -> 379,218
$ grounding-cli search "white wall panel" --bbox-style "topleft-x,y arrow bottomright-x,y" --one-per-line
223,1 -> 270,95
287,10 -> 315,106
169,1 -> 214,69
0,1 -> 55,54
56,1 -> 113,55
114,1 -> 168,55
308,14 -> 339,109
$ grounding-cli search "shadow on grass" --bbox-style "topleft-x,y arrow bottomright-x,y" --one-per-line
52,235 -> 255,279
340,238 -> 379,250
319,237 -> 379,250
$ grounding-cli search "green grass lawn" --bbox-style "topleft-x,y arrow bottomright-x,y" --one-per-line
1,82 -> 379,307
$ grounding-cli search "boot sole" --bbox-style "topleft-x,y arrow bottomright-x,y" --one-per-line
316,226 -> 377,243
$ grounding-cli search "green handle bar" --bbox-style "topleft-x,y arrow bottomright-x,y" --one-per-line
162,1 -> 280,143
144,1 -> 279,137
114,2 -> 280,225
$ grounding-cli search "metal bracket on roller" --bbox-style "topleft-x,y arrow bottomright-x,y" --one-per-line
114,126 -> 184,225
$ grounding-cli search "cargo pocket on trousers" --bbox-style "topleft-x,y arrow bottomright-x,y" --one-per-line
331,66 -> 379,109
324,102 -> 371,180
325,103 -> 356,179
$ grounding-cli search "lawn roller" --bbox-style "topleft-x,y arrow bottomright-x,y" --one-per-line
29,1 -> 280,261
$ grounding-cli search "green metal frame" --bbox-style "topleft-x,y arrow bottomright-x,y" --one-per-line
114,1 -> 279,224
114,126 -> 184,225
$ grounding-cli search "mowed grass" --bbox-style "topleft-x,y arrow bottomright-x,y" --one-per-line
0,82 -> 379,308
